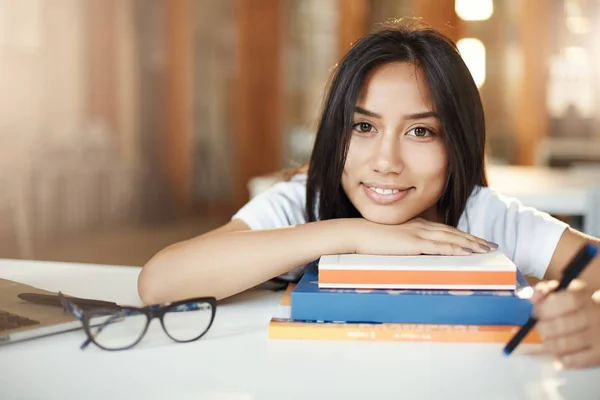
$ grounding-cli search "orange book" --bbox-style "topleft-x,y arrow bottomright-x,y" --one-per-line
268,285 -> 540,344
318,252 -> 517,290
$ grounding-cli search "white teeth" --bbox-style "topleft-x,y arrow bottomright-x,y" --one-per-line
368,187 -> 401,195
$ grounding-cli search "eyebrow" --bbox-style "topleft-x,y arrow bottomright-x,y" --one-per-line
354,106 -> 440,121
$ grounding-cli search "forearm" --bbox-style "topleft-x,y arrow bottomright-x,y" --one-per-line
137,219 -> 354,304
547,228 -> 600,291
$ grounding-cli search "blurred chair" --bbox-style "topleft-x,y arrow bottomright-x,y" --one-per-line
0,134 -> 34,259
535,137 -> 600,167
533,139 -> 600,236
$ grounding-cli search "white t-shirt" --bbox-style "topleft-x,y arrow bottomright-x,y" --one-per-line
232,174 -> 568,279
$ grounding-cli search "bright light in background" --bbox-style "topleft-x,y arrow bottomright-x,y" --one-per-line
457,38 -> 486,88
455,0 -> 494,21
564,0 -> 590,34
547,46 -> 594,118
566,16 -> 589,34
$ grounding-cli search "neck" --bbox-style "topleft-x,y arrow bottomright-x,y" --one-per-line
419,205 -> 445,224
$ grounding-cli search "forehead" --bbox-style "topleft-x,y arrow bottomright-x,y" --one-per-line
356,62 -> 433,111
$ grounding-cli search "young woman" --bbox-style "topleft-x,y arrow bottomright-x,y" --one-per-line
139,20 -> 600,368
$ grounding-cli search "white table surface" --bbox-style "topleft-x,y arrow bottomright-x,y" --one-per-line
1,258 -> 600,400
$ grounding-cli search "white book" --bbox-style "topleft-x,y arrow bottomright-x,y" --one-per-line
317,251 -> 517,290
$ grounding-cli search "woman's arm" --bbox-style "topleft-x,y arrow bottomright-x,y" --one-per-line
137,218 -> 351,304
138,217 -> 492,304
546,228 -> 600,290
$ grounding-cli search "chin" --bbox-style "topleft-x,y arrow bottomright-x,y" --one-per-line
358,207 -> 416,225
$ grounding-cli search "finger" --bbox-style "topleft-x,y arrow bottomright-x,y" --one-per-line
559,345 -> 600,369
543,332 -> 592,358
418,221 -> 496,250
531,280 -> 558,304
416,230 -> 490,254
535,289 -> 591,320
426,222 -> 498,251
414,238 -> 473,256
545,280 -> 559,292
536,309 -> 594,339
567,279 -> 588,291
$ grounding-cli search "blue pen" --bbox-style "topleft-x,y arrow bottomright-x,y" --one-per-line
503,242 -> 599,356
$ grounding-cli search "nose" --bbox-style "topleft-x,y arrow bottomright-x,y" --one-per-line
369,134 -> 404,175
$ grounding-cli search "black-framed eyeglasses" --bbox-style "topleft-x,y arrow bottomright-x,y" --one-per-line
59,292 -> 217,351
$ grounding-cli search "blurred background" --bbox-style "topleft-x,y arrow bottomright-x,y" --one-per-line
0,0 -> 599,267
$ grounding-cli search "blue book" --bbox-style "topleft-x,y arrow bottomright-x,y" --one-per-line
290,263 -> 534,325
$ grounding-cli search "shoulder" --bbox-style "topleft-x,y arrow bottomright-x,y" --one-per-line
457,186 -> 506,231
459,185 -> 569,278
462,185 -> 559,220
464,185 -> 570,224
465,185 -> 518,209
260,174 -> 307,207
461,184 -> 569,233
231,174 -> 308,230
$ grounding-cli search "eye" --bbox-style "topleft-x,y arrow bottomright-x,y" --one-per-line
407,126 -> 434,137
352,122 -> 376,134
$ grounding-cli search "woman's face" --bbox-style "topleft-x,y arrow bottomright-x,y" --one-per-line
341,61 -> 448,225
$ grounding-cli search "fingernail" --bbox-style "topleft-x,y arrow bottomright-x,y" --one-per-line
568,279 -> 586,290
487,242 -> 499,249
547,280 -> 559,291
461,247 -> 474,253
534,281 -> 551,296
479,244 -> 491,251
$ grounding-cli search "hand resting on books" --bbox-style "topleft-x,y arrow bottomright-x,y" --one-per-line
532,279 -> 600,369
350,217 -> 497,256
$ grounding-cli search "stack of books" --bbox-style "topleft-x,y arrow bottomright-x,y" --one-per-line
268,252 -> 541,344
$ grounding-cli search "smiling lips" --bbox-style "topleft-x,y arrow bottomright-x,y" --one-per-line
362,183 -> 413,204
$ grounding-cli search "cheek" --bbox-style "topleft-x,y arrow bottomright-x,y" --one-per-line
343,138 -> 368,174
405,143 -> 447,179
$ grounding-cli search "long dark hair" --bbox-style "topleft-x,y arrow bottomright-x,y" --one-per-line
306,19 -> 487,227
